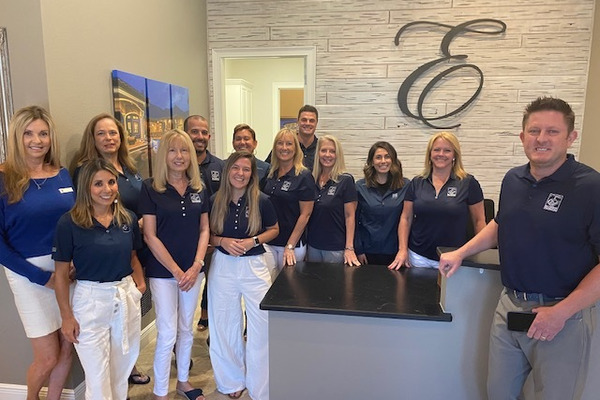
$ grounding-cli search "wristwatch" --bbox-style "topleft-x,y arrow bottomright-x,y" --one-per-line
286,244 -> 294,250
253,236 -> 260,247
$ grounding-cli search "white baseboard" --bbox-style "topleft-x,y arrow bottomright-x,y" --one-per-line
0,320 -> 155,400
0,381 -> 85,400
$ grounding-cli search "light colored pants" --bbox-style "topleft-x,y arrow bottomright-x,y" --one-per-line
208,250 -> 272,400
150,274 -> 203,396
487,290 -> 595,400
306,245 -> 344,263
265,243 -> 306,272
407,249 -> 439,268
73,276 -> 142,400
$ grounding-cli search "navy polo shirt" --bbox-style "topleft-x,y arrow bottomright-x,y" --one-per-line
261,167 -> 316,247
73,165 -> 144,216
213,192 -> 278,257
406,173 -> 484,260
355,177 -> 410,256
138,179 -> 210,278
497,155 -> 600,297
199,151 -> 225,197
52,211 -> 142,282
264,135 -> 318,172
307,173 -> 357,251
256,158 -> 270,181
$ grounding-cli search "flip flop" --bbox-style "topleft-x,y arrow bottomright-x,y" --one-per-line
128,372 -> 150,385
176,388 -> 204,400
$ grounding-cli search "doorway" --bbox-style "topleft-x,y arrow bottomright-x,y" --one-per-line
211,47 -> 316,160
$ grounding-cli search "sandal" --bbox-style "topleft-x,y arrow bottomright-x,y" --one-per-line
128,372 -> 151,385
176,388 -> 204,400
228,388 -> 245,399
196,318 -> 209,331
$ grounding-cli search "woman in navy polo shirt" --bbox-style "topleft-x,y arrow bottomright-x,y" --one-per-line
209,151 -> 279,400
261,127 -> 315,270
53,159 -> 146,400
355,141 -> 410,266
138,129 -> 209,400
389,132 -> 486,269
1,106 -> 75,400
69,112 -> 150,385
306,135 -> 360,265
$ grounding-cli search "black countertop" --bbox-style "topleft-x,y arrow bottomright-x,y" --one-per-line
437,247 -> 500,271
260,261 -> 452,322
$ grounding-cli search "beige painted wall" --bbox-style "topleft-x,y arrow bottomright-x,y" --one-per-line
580,1 -> 599,170
0,0 -> 209,390
40,0 -> 209,166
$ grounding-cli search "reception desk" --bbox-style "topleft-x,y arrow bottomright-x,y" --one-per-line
261,253 -> 502,400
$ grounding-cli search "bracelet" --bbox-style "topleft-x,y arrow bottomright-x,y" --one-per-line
194,259 -> 205,267
345,247 -> 354,251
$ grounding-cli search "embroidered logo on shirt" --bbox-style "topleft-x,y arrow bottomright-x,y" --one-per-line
543,193 -> 563,212
121,224 -> 130,233
245,206 -> 249,218
392,193 -> 398,199
190,193 -> 202,203
281,181 -> 292,191
447,187 -> 457,197
327,186 -> 337,196
211,170 -> 220,181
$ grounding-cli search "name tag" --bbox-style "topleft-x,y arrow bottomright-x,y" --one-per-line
59,187 -> 74,194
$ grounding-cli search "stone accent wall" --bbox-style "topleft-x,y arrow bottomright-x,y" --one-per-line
207,0 -> 595,202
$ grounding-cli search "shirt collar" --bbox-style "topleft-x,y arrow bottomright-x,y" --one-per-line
518,154 -> 575,183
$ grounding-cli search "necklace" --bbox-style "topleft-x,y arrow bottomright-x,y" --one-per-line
32,177 -> 48,190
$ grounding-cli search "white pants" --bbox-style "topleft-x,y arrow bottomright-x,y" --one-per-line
265,243 -> 306,273
150,274 -> 203,396
72,276 -> 142,400
208,251 -> 272,400
408,249 -> 439,268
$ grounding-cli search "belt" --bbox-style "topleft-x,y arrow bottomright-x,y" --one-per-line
507,288 -> 564,303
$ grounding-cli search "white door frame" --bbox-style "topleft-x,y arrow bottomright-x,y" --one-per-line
211,47 -> 316,157
272,81 -> 305,134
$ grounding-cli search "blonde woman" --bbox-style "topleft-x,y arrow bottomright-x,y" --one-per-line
209,151 -> 279,399
389,132 -> 486,270
306,135 -> 360,265
53,158 -> 145,400
261,128 -> 316,270
138,129 -> 209,400
0,106 -> 75,400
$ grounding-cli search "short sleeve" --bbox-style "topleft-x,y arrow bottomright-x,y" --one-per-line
467,175 -> 485,205
341,174 -> 357,203
260,194 -> 278,228
138,179 -> 157,216
52,214 -> 75,262
404,178 -> 417,202
298,171 -> 317,201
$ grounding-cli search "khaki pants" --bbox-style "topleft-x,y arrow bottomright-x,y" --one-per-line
487,289 -> 596,400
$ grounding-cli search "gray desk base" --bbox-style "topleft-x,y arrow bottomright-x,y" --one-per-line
269,266 -> 503,400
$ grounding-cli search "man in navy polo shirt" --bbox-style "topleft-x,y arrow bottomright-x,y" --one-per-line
231,123 -> 270,180
184,115 -> 225,197
184,115 -> 224,333
439,97 -> 600,399
266,105 -> 319,171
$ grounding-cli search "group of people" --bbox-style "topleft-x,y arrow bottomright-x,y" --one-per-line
1,97 -> 599,400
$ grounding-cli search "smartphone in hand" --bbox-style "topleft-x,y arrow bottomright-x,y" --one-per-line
507,311 -> 536,332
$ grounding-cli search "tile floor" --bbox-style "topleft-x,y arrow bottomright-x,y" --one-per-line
127,307 -> 251,399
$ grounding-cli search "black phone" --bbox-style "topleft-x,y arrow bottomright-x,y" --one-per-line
507,311 -> 536,332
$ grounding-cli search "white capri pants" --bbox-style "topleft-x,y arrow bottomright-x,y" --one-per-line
408,249 -> 439,268
265,242 -> 306,273
149,274 -> 203,396
208,250 -> 273,400
72,276 -> 142,400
